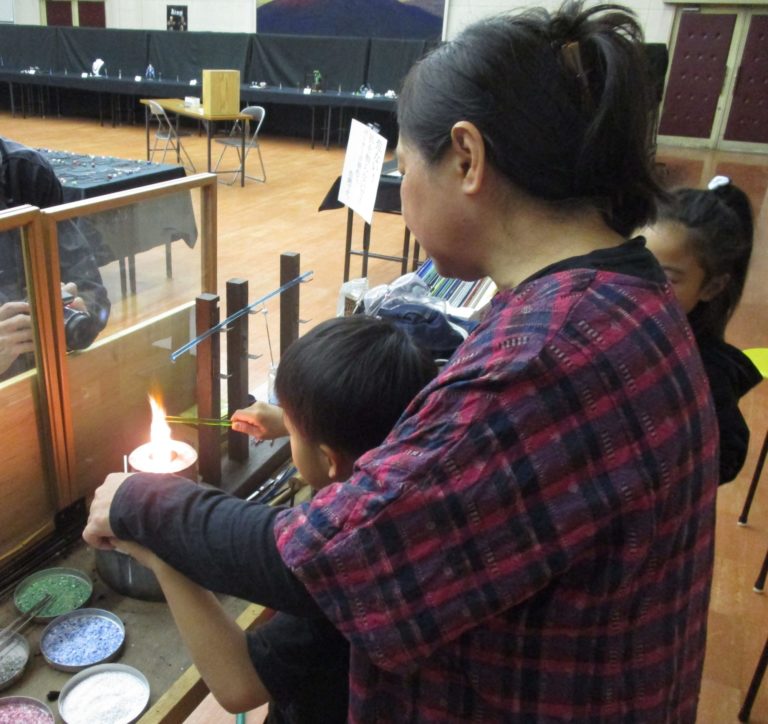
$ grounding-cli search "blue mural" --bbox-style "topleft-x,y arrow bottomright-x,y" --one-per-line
256,0 -> 444,40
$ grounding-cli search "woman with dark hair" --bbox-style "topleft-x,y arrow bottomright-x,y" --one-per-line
643,176 -> 761,482
85,3 -> 718,721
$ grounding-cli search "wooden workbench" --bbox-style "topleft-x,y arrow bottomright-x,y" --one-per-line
1,539 -> 264,723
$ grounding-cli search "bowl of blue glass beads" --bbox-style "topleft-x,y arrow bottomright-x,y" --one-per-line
40,608 -> 125,672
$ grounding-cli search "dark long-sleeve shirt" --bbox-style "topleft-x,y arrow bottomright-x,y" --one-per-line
110,475 -> 348,723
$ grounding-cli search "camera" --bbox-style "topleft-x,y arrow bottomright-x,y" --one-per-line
62,291 -> 98,351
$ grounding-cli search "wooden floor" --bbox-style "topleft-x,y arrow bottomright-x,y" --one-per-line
2,111 -> 766,723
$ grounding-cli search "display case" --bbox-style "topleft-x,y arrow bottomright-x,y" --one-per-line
0,173 -> 217,573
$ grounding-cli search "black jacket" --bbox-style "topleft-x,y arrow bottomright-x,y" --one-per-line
696,333 -> 762,484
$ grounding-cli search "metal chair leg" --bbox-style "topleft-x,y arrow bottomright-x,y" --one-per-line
739,429 -> 768,526
754,547 -> 768,593
738,635 -> 768,722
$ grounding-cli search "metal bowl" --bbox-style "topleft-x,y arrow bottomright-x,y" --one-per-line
0,695 -> 55,722
94,549 -> 165,602
13,567 -> 93,622
0,633 -> 30,691
41,608 -> 125,672
58,663 -> 150,724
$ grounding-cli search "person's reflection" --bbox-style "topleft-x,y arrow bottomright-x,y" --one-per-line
0,136 -> 110,379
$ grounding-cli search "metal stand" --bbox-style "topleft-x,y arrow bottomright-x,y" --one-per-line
177,253 -> 310,494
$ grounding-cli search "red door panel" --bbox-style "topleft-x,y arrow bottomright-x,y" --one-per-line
724,14 -> 768,144
46,1 -> 73,26
659,12 -> 736,139
78,2 -> 106,28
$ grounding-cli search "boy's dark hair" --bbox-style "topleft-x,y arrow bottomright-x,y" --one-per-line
275,316 -> 438,460
657,180 -> 753,339
397,1 -> 665,236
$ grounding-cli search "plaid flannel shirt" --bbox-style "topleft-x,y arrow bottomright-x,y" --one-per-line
275,253 -> 718,722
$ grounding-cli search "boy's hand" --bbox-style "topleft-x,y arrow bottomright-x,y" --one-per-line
113,539 -> 159,570
231,401 -> 287,440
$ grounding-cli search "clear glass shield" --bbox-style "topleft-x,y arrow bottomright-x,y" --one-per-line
0,217 -> 56,566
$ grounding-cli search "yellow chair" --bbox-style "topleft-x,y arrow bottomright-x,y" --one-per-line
737,348 -> 768,526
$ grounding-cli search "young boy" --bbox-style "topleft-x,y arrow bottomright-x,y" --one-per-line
114,316 -> 437,722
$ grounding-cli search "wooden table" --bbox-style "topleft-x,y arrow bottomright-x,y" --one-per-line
0,540 -> 261,723
140,98 -> 250,187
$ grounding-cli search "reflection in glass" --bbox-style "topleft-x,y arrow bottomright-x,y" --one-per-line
0,218 -> 56,569
62,188 -> 203,499
56,217 -> 111,352
0,225 -> 37,379
64,189 -> 201,338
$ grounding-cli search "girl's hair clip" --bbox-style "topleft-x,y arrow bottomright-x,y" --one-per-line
707,175 -> 730,191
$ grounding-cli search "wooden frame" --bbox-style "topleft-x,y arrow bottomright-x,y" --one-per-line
0,205 -> 60,567
0,174 -> 217,571
41,172 -> 217,506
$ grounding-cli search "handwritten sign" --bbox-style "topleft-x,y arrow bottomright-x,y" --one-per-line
338,119 -> 387,225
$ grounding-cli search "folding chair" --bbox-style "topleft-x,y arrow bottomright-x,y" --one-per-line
737,348 -> 768,526
737,550 -> 768,722
147,99 -> 196,172
213,105 -> 266,185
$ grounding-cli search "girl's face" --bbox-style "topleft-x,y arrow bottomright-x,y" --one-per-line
643,220 -> 711,314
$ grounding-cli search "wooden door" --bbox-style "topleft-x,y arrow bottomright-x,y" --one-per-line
723,13 -> 768,144
658,11 -> 736,139
78,1 -> 106,28
46,0 -> 73,26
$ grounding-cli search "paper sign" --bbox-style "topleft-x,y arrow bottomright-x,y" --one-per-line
338,119 -> 387,225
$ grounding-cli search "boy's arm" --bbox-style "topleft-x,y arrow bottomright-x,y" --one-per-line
116,541 -> 270,714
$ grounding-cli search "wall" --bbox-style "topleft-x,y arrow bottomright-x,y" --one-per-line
11,0 -> 40,24
10,0 -> 676,45
107,0 -> 255,32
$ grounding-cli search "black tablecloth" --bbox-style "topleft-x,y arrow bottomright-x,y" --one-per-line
38,147 -> 186,201
38,148 -> 197,266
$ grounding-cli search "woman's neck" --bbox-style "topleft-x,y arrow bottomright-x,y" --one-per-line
486,200 -> 625,290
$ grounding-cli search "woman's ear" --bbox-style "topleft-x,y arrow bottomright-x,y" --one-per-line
700,273 -> 730,302
449,121 -> 486,195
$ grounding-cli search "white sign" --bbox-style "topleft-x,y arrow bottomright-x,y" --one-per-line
338,119 -> 387,225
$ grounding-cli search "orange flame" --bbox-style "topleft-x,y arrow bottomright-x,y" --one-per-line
147,394 -> 173,467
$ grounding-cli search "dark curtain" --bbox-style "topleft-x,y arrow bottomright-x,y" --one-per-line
250,34 -> 369,92
0,25 -> 59,70
366,38 -> 428,94
146,30 -> 251,83
57,26 -> 148,77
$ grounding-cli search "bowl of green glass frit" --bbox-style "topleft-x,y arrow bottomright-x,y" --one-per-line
14,567 -> 93,623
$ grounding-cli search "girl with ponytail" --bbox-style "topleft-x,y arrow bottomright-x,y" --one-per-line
644,177 -> 761,482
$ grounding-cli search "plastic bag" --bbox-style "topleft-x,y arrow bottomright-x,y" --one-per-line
336,277 -> 369,317
361,274 -> 473,361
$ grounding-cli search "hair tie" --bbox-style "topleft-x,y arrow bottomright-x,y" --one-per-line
707,175 -> 730,191
561,41 -> 594,112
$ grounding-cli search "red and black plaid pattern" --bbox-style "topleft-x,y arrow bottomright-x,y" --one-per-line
276,265 -> 718,723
